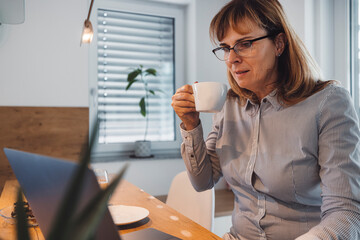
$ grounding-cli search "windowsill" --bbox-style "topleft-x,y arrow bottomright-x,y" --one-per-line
91,151 -> 182,163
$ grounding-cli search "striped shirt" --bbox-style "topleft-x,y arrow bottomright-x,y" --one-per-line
180,84 -> 360,240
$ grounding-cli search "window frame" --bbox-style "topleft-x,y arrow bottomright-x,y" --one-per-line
88,0 -> 185,158
350,0 -> 360,115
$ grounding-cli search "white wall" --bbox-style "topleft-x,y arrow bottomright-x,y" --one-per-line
0,0 -> 89,107
0,0 -> 349,195
280,0 -> 349,88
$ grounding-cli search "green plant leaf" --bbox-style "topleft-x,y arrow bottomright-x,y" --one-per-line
127,69 -> 142,82
15,189 -> 30,240
139,97 -> 146,117
126,80 -> 138,90
47,119 -> 100,240
63,164 -> 129,240
149,90 -> 155,95
145,68 -> 157,76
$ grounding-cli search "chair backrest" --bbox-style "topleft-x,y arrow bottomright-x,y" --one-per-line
165,171 -> 214,231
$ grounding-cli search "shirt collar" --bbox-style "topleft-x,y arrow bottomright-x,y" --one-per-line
244,98 -> 256,112
244,89 -> 283,112
264,89 -> 283,111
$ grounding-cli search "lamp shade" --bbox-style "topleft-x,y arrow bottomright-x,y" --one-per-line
80,0 -> 95,45
81,19 -> 94,44
0,0 -> 25,24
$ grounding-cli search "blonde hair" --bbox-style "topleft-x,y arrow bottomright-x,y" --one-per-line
210,0 -> 333,105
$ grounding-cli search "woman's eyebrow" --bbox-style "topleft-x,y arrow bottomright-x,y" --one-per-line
236,36 -> 254,42
219,43 -> 229,47
219,36 -> 254,46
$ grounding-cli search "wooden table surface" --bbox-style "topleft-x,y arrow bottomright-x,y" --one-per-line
0,180 -> 221,240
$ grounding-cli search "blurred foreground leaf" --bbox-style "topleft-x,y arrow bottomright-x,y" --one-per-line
15,189 -> 30,240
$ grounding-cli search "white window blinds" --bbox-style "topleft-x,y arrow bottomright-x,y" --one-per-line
97,9 -> 175,144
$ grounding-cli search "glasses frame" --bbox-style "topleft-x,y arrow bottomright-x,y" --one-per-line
212,34 -> 277,61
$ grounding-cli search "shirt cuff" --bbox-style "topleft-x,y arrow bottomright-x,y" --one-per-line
180,121 -> 204,147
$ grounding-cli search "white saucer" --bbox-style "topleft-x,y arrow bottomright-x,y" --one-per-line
108,205 -> 149,225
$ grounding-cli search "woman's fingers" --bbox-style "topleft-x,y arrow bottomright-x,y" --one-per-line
172,100 -> 195,108
175,84 -> 194,94
172,92 -> 195,103
172,105 -> 196,115
172,85 -> 195,112
171,84 -> 200,130
171,99 -> 196,115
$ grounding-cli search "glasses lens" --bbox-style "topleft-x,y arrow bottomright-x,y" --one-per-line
234,41 -> 252,57
214,48 -> 226,61
214,48 -> 230,61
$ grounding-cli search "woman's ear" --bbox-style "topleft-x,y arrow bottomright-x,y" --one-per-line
275,33 -> 286,56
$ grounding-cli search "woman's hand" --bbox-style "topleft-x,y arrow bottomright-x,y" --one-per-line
171,84 -> 200,130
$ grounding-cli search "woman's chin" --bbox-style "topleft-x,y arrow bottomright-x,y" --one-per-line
235,80 -> 250,90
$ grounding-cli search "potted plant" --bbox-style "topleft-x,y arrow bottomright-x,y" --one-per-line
126,65 -> 160,158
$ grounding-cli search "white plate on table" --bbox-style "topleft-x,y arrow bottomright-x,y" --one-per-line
108,205 -> 149,225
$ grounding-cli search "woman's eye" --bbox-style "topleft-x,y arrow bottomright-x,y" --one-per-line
238,41 -> 252,49
222,47 -> 230,53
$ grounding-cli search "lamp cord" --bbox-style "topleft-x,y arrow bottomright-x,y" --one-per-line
86,0 -> 95,21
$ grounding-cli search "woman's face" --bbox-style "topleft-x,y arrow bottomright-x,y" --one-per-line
221,20 -> 283,99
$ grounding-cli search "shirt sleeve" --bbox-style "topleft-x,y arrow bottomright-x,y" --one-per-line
296,86 -> 360,239
180,116 -> 223,191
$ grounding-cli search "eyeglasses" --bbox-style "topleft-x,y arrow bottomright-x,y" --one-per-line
212,34 -> 275,61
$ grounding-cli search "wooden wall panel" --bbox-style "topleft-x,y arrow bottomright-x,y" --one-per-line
0,107 -> 89,193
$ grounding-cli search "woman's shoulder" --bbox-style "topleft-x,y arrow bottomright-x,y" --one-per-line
307,82 -> 351,105
318,83 -> 352,103
312,83 -> 357,121
286,83 -> 353,118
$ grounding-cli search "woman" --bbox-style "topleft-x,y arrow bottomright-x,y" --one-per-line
171,0 -> 360,239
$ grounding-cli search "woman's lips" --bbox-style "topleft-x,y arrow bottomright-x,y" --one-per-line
234,70 -> 249,76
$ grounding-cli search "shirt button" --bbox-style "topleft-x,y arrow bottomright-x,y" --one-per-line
190,154 -> 194,158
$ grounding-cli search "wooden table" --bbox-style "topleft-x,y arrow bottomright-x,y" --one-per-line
0,180 -> 221,240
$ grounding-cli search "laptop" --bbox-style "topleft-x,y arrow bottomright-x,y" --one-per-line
4,148 -> 120,240
4,148 -> 181,240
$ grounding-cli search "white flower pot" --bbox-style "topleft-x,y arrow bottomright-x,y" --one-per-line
134,140 -> 152,158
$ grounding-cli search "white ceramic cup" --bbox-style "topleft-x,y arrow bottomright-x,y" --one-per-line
93,168 -> 109,189
192,82 -> 228,112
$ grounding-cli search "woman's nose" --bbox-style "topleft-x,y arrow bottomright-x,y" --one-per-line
226,49 -> 242,64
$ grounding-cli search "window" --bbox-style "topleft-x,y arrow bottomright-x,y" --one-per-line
89,0 -> 185,157
351,0 -> 360,115
97,10 -> 175,144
